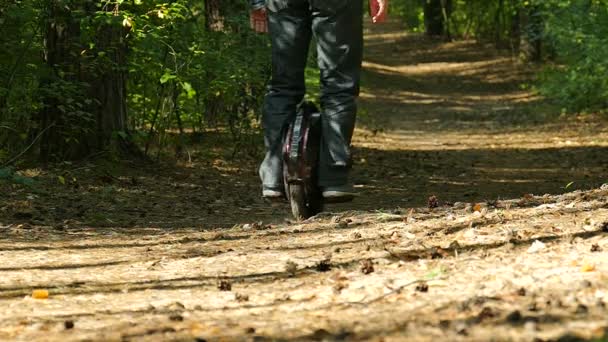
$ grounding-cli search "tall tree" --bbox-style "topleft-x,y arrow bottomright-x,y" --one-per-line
40,0 -> 134,161
519,3 -> 543,62
424,0 -> 452,38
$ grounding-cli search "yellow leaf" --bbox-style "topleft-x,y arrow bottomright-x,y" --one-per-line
58,176 -> 65,185
32,289 -> 49,299
581,263 -> 596,272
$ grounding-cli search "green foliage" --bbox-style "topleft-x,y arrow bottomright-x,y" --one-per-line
390,0 -> 608,113
0,0 -> 270,163
121,0 -> 270,154
1,0 -> 606,165
538,0 -> 608,112
390,0 -> 425,31
0,0 -> 44,161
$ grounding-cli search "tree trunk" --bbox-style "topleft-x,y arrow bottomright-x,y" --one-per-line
441,0 -> 453,40
204,0 -> 224,31
40,1 -> 82,162
424,0 -> 444,36
520,4 -> 543,62
494,0 -> 504,47
40,1 -> 136,161
509,0 -> 521,53
424,0 -> 451,38
88,17 -> 132,153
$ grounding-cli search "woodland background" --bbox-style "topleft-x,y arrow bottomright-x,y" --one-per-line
0,0 -> 606,168
1,2 -> 608,340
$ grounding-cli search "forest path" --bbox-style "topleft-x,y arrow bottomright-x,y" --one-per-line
347,20 -> 608,212
1,19 -> 608,342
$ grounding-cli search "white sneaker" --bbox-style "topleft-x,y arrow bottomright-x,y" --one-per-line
322,185 -> 357,200
262,189 -> 283,198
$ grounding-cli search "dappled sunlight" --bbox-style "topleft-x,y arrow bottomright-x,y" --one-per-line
357,32 -> 544,135
358,19 -> 543,135
353,129 -> 608,151
343,143 -> 608,212
363,58 -> 514,76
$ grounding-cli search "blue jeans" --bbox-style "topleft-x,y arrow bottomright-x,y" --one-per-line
259,0 -> 363,190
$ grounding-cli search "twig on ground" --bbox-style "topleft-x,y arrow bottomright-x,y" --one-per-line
347,278 -> 441,306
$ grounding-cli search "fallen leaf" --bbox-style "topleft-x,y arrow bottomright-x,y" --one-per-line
315,259 -> 331,272
527,240 -> 546,253
32,289 -> 49,299
64,320 -> 74,330
428,195 -> 439,209
218,280 -> 232,291
285,261 -> 298,276
581,263 -> 596,272
360,259 -> 374,274
235,293 -> 250,302
415,282 -> 429,292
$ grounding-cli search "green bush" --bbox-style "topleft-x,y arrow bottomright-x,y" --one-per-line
538,0 -> 608,112
0,0 -> 271,163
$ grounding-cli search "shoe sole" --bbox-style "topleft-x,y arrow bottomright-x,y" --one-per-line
263,195 -> 286,203
323,193 -> 356,204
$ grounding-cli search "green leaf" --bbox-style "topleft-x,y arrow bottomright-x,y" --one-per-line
160,72 -> 177,84
182,82 -> 196,99
116,131 -> 128,139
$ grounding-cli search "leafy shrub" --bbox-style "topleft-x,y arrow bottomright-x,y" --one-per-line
538,0 -> 608,112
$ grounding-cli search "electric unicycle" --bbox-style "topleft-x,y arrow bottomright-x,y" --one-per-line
282,102 -> 324,220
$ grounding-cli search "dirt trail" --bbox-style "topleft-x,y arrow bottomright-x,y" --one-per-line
1,20 -> 608,342
348,21 -> 608,212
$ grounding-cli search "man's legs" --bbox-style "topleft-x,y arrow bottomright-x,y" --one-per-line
311,0 -> 364,191
260,0 -> 312,196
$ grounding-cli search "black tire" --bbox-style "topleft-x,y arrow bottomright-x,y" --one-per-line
289,183 -> 310,221
307,187 -> 324,217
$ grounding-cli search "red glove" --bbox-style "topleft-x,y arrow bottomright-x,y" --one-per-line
250,8 -> 268,33
370,0 -> 388,23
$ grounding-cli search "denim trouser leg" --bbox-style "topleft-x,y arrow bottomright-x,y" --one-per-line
260,1 -> 312,190
312,0 -> 363,186
260,0 -> 363,189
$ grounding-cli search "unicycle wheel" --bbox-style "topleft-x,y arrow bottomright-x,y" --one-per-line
288,183 -> 323,221
289,184 -> 309,221
283,101 -> 324,221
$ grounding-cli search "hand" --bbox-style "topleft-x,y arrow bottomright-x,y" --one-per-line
370,0 -> 388,24
250,8 -> 268,33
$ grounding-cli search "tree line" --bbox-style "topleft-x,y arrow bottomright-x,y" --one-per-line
0,0 -> 606,165
402,0 -> 607,112
0,0 -> 268,163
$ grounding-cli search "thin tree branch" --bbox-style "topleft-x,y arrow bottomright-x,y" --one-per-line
1,124 -> 55,167
0,126 -> 18,132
